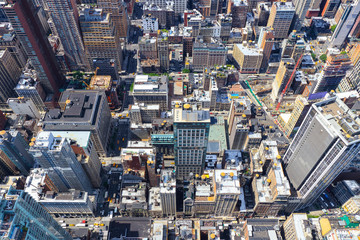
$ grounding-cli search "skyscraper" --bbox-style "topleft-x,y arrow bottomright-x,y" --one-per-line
313,51 -> 352,93
79,8 -> 122,69
283,97 -> 360,208
4,0 -> 65,95
158,37 -> 169,72
346,54 -> 360,93
42,90 -> 112,158
267,2 -> 295,39
271,58 -> 295,102
30,132 -> 93,192
214,170 -> 241,216
159,170 -> 176,216
0,186 -> 72,240
174,104 -> 210,179
227,0 -> 248,28
293,0 -> 312,30
0,130 -> 34,176
258,27 -> 275,72
330,0 -> 360,48
47,0 -> 89,71
0,49 -> 22,103
98,0 -> 129,38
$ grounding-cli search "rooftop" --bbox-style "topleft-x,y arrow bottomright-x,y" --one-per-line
31,132 -> 67,151
314,97 -> 360,144
235,43 -> 263,56
174,106 -> 210,123
43,90 -> 104,126
148,187 -> 162,212
274,1 -> 295,10
214,170 -> 240,195
44,131 -> 91,148
160,170 -> 176,193
132,75 -> 168,93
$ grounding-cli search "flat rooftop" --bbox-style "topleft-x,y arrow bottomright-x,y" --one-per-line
235,43 -> 263,56
174,107 -> 210,123
43,90 -> 103,127
214,170 -> 241,195
45,131 -> 91,148
274,1 -> 294,10
314,97 -> 360,144
132,75 -> 167,93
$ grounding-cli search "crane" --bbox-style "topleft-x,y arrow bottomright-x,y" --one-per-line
275,54 -> 303,111
82,67 -> 100,90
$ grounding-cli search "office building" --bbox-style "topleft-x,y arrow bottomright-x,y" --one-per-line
283,213 -> 313,240
343,195 -> 360,214
4,0 -> 65,95
174,104 -> 210,179
158,37 -> 169,71
183,171 -> 214,217
0,186 -> 72,239
243,219 -> 282,240
27,169 -> 60,193
143,3 -> 175,29
322,0 -> 340,18
0,32 -> 27,69
267,2 -> 295,39
217,14 -> 232,41
214,170 -> 241,216
146,0 -> 186,15
346,58 -> 360,93
25,175 -> 95,218
313,51 -> 352,93
283,97 -> 360,208
332,180 -> 360,205
159,170 -> 176,216
233,42 -> 263,74
227,0 -> 248,28
139,34 -> 158,59
129,103 -> 160,124
15,71 -> 47,113
256,2 -> 271,26
0,130 -> 34,176
93,58 -> 119,80
120,182 -> 148,217
98,0 -> 128,38
283,96 -> 310,137
7,98 -> 41,119
42,90 -> 111,157
293,0 -> 312,30
47,0 -> 89,71
80,8 -> 122,70
271,58 -> 295,102
229,114 -> 250,151
330,1 -> 360,48
46,131 -> 102,188
192,42 -> 227,72
142,15 -> 159,33
30,132 -> 93,192
252,146 -> 292,216
0,49 -> 22,104
258,27 -> 275,72
130,75 -> 169,110
151,119 -> 174,156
